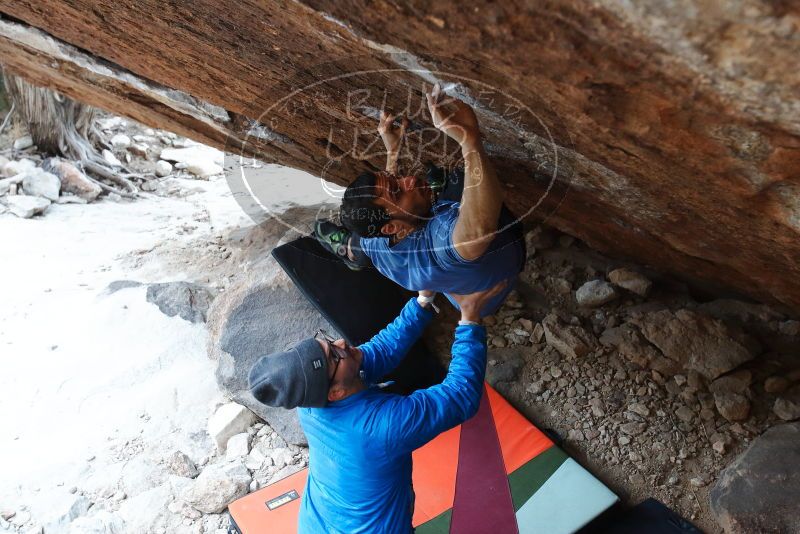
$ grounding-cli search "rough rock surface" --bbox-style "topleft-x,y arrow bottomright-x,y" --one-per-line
542,313 -> 597,359
182,461 -> 251,514
213,282 -> 335,446
710,423 -> 800,534
4,194 -> 50,218
632,309 -> 760,379
43,158 -> 102,202
575,280 -> 618,308
145,281 -> 213,323
0,2 -> 799,313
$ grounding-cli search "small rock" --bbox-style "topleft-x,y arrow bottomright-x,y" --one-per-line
102,149 -> 123,167
526,382 -> 543,395
110,134 -> 131,148
13,135 -> 34,150
608,268 -> 652,297
208,403 -> 258,452
712,440 -> 727,454
42,158 -> 102,202
269,448 -> 294,470
628,403 -> 650,417
675,405 -> 695,423
5,194 -> 50,218
22,169 -> 60,201
773,397 -> 800,421
710,369 -> 752,395
620,422 -> 647,436
618,436 -> 631,446
542,313 -> 597,359
575,280 -> 618,308
690,476 -> 709,488
764,376 -> 790,394
531,323 -> 545,343
589,398 -> 605,417
1,510 -> 15,521
715,392 -> 751,422
568,429 -> 585,441
226,433 -> 251,460
155,160 -> 173,177
182,461 -> 251,514
128,143 -> 148,158
167,451 -> 199,478
518,318 -> 533,332
244,448 -> 267,471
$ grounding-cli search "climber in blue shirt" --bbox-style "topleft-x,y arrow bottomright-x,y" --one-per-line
248,281 -> 505,534
315,83 -> 525,316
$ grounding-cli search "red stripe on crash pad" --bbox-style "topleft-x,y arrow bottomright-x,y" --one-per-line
485,384 -> 554,474
450,386 -> 518,534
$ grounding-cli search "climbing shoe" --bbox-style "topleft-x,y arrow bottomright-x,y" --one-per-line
313,219 -> 362,271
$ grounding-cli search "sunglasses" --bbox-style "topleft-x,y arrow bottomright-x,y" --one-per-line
314,328 -> 348,381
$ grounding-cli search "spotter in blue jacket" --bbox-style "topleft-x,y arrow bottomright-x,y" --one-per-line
297,298 -> 487,534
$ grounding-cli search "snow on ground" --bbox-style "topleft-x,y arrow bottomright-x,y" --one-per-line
0,163 -> 330,523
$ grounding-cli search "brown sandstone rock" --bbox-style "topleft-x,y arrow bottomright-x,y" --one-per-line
0,1 -> 798,316
710,423 -> 800,534
632,309 -> 760,380
542,313 -> 597,359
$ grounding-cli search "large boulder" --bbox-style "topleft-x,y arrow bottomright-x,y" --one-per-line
206,205 -> 338,446
631,309 -> 760,380
213,282 -> 335,446
710,423 -> 800,533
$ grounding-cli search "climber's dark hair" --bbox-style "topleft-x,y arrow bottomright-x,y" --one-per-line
340,171 -> 391,238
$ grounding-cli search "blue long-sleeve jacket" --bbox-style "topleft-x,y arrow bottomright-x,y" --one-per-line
297,298 -> 487,534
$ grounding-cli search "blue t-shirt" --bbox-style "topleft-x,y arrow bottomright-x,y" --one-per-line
359,200 -> 524,315
297,299 -> 487,533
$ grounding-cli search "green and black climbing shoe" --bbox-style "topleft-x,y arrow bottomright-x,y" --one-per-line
313,219 -> 362,271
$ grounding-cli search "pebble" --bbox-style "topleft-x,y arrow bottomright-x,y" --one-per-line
13,135 -> 34,150
675,406 -> 694,423
773,397 -> 800,421
155,160 -> 173,177
110,134 -> 131,148
689,476 -> 709,488
589,398 -> 605,417
102,149 -> 123,167
128,143 -> 149,157
620,422 -> 647,436
608,268 -> 652,297
628,403 -> 650,417
618,436 -> 631,446
712,440 -> 727,454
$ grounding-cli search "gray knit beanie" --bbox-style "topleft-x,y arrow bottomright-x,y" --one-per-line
248,338 -> 329,408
